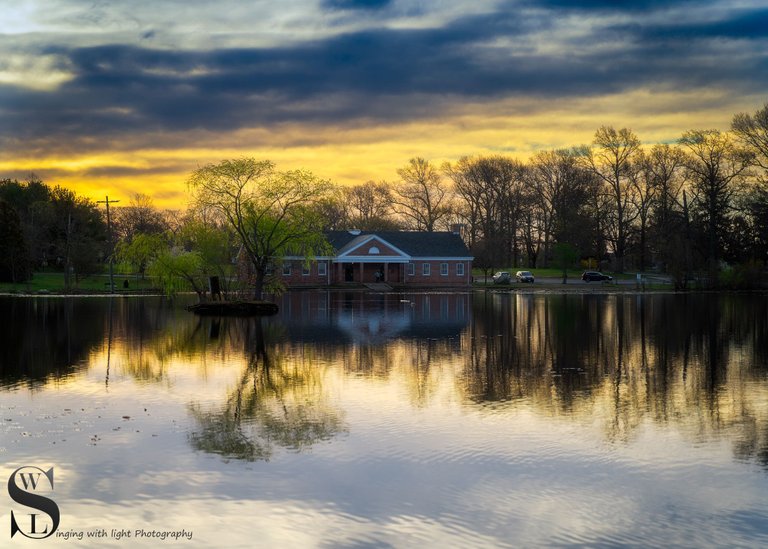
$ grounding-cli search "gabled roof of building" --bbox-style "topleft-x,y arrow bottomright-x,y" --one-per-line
325,230 -> 472,258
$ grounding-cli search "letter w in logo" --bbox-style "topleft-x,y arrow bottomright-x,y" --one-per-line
8,466 -> 60,539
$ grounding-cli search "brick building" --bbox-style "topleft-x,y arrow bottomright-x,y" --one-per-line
280,230 -> 473,287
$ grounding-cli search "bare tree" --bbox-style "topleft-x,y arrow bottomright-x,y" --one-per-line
584,126 -> 642,272
630,150 -> 657,272
344,181 -> 400,230
112,193 -> 168,242
445,155 -> 526,268
444,158 -> 483,248
732,103 -> 768,172
645,144 -> 688,277
679,129 -> 753,281
732,104 -> 768,264
393,157 -> 451,231
530,149 -> 595,267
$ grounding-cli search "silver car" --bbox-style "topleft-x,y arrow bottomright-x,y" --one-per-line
492,271 -> 512,284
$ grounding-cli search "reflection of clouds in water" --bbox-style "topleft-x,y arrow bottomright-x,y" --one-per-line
53,498 -> 506,548
3,292 -> 768,547
32,410 -> 768,548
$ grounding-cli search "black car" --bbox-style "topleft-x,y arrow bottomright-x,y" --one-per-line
581,271 -> 612,282
516,270 -> 535,283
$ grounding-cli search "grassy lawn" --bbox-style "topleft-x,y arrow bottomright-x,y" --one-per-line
0,271 -> 159,293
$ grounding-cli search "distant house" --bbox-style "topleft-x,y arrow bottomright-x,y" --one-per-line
280,229 -> 473,287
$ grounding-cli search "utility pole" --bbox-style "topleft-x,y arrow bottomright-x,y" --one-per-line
97,195 -> 120,293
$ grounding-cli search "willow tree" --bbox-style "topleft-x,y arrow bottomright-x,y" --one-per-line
188,158 -> 332,299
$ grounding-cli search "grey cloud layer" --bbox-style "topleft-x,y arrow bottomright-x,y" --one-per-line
2,0 -> 767,148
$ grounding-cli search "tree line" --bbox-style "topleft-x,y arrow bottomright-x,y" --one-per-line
1,103 -> 767,292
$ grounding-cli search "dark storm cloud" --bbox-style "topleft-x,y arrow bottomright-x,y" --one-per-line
613,8 -> 768,41
322,0 -> 392,10
524,0 -> 695,11
2,0 -> 766,148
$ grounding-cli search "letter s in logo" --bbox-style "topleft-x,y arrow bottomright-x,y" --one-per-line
8,466 -> 60,539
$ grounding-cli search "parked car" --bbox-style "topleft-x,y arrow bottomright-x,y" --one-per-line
581,271 -> 613,282
492,271 -> 512,284
516,270 -> 535,283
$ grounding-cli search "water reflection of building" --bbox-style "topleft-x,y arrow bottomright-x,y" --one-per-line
274,290 -> 471,345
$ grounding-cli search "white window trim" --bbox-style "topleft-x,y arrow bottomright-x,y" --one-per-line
422,263 -> 431,276
440,262 -> 448,276
282,263 -> 291,276
407,263 -> 415,276
318,262 -> 327,276
456,262 -> 465,276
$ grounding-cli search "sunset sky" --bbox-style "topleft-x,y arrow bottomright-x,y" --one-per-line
2,0 -> 767,207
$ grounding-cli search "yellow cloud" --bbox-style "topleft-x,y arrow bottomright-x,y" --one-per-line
2,90 -> 760,209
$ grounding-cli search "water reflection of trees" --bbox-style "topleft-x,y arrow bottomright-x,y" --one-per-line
7,291 -> 768,468
466,293 -> 768,467
187,319 -> 347,462
0,297 -> 114,386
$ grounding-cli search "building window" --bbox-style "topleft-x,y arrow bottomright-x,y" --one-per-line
318,262 -> 327,276
456,262 -> 465,276
408,263 -> 415,276
302,264 -> 310,276
440,262 -> 448,276
369,246 -> 380,254
283,263 -> 292,276
422,263 -> 431,276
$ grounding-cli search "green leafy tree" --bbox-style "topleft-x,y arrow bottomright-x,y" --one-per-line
148,248 -> 207,300
188,158 -> 332,299
178,219 -> 237,297
116,232 -> 167,279
0,176 -> 51,268
0,199 -> 31,282
41,187 -> 107,288
553,242 -> 579,284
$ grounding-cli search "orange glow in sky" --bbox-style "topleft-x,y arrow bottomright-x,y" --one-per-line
2,1 -> 766,208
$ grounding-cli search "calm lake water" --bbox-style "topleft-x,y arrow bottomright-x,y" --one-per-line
2,290 -> 768,548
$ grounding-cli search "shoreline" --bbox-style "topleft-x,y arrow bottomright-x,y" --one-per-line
2,286 -> 765,297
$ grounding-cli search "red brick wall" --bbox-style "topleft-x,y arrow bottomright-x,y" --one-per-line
280,259 -> 332,286
403,260 -> 471,286
281,259 -> 472,287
